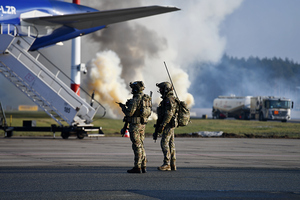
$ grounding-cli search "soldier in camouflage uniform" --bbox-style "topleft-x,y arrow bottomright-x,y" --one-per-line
118,81 -> 147,173
154,82 -> 178,171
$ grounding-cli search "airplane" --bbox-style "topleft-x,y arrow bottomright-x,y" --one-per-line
0,0 -> 180,51
0,0 -> 179,138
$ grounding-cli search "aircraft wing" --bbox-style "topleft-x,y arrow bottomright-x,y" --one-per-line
22,5 -> 180,30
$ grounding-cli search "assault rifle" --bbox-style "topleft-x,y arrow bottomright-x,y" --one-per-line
164,61 -> 179,99
120,120 -> 128,137
116,102 -> 128,137
153,109 -> 162,142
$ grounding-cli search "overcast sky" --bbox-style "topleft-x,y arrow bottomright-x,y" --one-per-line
221,0 -> 300,63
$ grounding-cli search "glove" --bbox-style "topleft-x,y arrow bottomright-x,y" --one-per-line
120,128 -> 126,137
153,132 -> 158,141
157,125 -> 164,134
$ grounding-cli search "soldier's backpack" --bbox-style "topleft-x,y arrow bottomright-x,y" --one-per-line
140,94 -> 152,124
175,98 -> 190,126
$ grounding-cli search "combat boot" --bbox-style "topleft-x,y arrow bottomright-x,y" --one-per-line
127,167 -> 142,173
157,164 -> 171,171
142,167 -> 147,173
171,165 -> 177,171
171,160 -> 177,171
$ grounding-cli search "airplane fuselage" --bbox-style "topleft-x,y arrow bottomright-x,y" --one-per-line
1,0 -> 99,24
0,0 -> 179,51
0,0 -> 102,50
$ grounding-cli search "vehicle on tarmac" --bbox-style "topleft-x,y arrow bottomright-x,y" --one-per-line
212,95 -> 293,122
0,0 -> 179,138
212,95 -> 251,120
249,96 -> 293,122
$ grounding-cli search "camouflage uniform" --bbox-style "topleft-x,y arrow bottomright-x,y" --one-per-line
155,82 -> 178,171
120,81 -> 147,173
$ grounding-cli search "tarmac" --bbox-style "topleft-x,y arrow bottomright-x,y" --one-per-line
0,136 -> 300,199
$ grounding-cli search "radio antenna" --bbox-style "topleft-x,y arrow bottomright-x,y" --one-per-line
164,61 -> 179,99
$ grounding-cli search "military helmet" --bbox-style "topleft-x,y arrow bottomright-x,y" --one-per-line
156,82 -> 173,95
130,81 -> 145,93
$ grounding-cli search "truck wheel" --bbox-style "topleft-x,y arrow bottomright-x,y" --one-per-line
259,112 -> 267,121
242,112 -> 250,120
216,111 -> 220,119
61,131 -> 69,139
259,113 -> 263,121
212,112 -> 217,119
77,131 -> 85,139
5,131 -> 13,138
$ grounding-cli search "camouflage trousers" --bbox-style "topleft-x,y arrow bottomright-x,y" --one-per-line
160,125 -> 176,165
129,123 -> 147,168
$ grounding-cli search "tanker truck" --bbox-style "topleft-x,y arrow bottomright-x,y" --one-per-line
212,96 -> 252,120
249,96 -> 293,122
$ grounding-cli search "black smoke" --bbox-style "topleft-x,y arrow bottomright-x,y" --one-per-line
86,1 -> 167,84
91,23 -> 167,81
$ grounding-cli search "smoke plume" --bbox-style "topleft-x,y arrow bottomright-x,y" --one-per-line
86,50 -> 130,118
81,0 -> 243,118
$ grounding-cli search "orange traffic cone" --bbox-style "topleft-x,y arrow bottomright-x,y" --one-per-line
124,129 -> 130,138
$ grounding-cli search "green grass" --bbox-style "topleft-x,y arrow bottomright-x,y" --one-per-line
183,119 -> 300,138
1,112 -> 300,138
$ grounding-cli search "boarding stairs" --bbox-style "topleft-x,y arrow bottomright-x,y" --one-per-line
0,101 -> 7,127
0,24 -> 102,127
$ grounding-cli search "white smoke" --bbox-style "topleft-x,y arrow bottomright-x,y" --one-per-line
85,50 -> 130,118
139,0 -> 243,65
80,0 -> 243,118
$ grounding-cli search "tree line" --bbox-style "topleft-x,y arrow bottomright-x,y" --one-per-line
189,55 -> 300,108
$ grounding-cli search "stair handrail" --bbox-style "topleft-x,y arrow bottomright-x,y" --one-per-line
0,23 -> 38,38
0,101 -> 8,127
0,24 -> 106,119
0,60 -> 64,125
16,24 -> 38,38
0,24 -> 17,36
34,50 -> 106,118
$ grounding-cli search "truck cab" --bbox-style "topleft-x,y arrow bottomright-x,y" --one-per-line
250,96 -> 293,122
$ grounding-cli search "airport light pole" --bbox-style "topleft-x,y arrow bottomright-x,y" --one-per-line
71,0 -> 81,95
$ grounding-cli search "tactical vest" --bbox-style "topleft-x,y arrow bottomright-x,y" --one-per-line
158,95 -> 178,128
125,93 -> 152,124
139,94 -> 152,124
